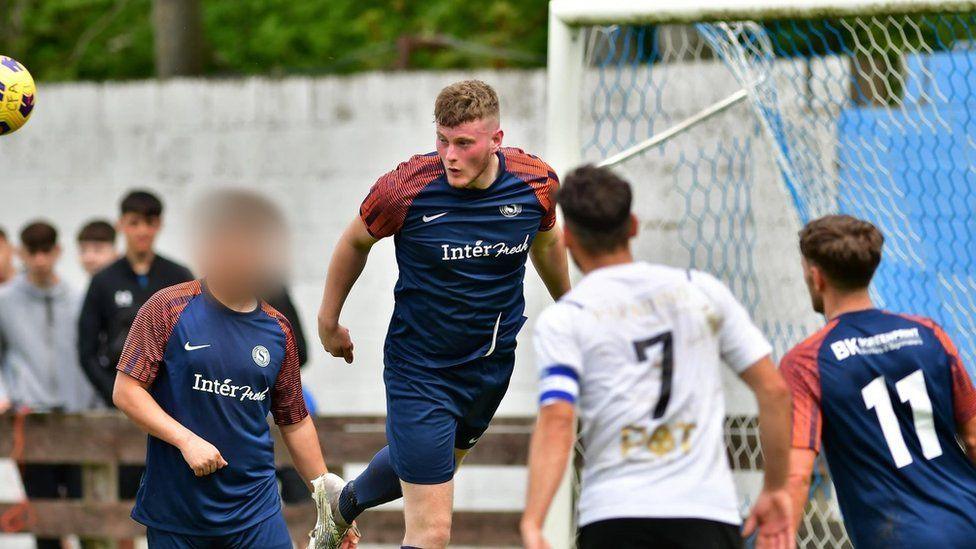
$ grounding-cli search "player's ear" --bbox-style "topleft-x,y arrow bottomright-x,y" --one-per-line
492,126 -> 503,152
628,214 -> 638,238
810,264 -> 828,292
562,222 -> 576,249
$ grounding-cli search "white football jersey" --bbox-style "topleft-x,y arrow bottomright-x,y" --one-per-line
534,262 -> 771,527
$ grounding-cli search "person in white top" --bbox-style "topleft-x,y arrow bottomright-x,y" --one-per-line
520,165 -> 794,549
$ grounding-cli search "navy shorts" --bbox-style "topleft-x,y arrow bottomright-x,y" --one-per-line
146,510 -> 291,548
384,352 -> 515,484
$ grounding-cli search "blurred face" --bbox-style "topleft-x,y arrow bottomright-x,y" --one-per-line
20,245 -> 60,280
119,213 -> 161,255
78,241 -> 117,275
197,224 -> 285,298
436,118 -> 503,189
802,257 -> 826,314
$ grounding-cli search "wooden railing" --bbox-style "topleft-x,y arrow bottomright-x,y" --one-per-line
0,413 -> 534,547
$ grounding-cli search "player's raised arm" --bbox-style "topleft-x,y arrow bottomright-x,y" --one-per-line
318,215 -> 378,364
529,222 -> 570,300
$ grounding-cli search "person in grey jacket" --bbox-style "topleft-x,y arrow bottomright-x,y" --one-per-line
0,221 -> 99,412
0,220 -> 100,549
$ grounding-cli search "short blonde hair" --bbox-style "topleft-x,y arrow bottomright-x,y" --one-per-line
434,80 -> 499,128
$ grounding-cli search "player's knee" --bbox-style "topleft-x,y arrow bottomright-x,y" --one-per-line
416,514 -> 452,548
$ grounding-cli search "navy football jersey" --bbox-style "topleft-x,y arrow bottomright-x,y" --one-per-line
360,148 -> 558,368
782,309 -> 976,548
117,280 -> 307,535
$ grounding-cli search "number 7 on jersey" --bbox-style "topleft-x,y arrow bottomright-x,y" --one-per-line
633,332 -> 674,419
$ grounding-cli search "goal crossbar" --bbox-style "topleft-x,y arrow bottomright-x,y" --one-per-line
551,0 -> 976,26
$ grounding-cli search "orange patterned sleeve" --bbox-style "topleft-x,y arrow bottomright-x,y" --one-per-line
360,154 -> 444,239
116,281 -> 200,385
900,314 -> 976,426
503,148 -> 560,231
262,304 -> 309,426
780,322 -> 836,453
928,320 -> 976,425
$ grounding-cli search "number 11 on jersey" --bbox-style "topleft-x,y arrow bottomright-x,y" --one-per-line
862,369 -> 943,469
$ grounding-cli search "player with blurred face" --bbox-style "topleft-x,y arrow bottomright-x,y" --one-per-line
318,80 -> 570,548
77,220 -> 118,276
782,215 -> 976,548
113,190 -> 358,549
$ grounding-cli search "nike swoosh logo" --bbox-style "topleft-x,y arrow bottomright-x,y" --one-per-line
422,212 -> 448,223
184,342 -> 211,351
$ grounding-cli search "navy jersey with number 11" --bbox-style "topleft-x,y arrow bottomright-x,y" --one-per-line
782,309 -> 976,548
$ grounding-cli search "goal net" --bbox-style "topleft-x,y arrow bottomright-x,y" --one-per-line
548,1 -> 976,547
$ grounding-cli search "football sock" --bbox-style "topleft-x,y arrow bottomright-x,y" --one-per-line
338,445 -> 402,522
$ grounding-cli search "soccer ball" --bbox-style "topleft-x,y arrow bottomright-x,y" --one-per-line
0,55 -> 35,136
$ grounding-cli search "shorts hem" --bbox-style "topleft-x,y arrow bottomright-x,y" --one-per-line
396,471 -> 455,485
133,502 -> 281,536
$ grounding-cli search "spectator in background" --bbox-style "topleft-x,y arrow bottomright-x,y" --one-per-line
78,190 -> 193,500
0,221 -> 99,549
0,227 -> 16,285
79,190 -> 193,405
77,219 -> 118,276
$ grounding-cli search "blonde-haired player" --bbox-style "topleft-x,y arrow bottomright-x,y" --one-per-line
318,80 -> 570,548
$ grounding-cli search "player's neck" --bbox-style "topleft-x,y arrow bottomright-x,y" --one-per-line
126,249 -> 155,275
578,249 -> 634,275
824,289 -> 874,320
469,152 -> 501,190
206,278 -> 259,313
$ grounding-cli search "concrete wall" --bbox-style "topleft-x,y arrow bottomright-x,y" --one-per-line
0,70 -> 550,417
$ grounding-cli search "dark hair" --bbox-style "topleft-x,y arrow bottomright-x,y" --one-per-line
20,221 -> 58,253
0,227 -> 6,241
120,190 -> 163,218
557,164 -> 633,253
77,219 -> 116,244
799,214 -> 884,290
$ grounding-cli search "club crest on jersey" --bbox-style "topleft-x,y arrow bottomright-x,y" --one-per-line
499,204 -> 522,218
252,345 -> 271,367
